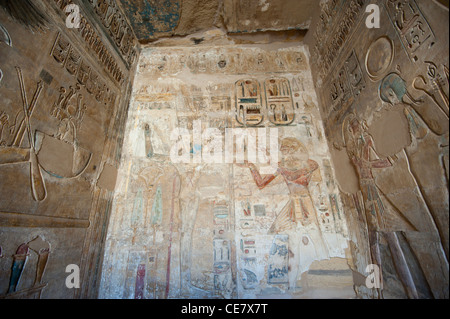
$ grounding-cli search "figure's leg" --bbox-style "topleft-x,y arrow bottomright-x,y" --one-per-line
367,230 -> 384,299
384,232 -> 419,299
179,198 -> 199,296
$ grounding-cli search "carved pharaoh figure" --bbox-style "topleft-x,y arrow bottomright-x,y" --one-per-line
343,114 -> 419,299
239,137 -> 328,288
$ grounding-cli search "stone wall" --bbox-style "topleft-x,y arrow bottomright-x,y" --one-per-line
0,0 -> 138,298
305,0 -> 449,298
100,42 -> 354,299
117,0 -> 318,43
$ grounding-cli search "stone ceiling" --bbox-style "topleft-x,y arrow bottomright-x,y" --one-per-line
117,0 -> 319,44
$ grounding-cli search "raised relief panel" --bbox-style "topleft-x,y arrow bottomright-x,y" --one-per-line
0,0 -> 137,299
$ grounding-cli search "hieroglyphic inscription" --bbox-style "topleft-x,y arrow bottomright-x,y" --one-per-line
328,50 -> 366,117
51,33 -> 117,107
384,0 -> 435,63
312,0 -> 365,80
52,0 -> 131,83
264,78 -> 295,126
86,0 -> 138,68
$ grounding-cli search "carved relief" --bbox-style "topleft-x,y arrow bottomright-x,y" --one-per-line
268,235 -> 289,284
264,78 -> 295,126
213,238 -> 233,298
312,0 -> 366,80
328,50 -> 366,121
65,48 -> 82,76
310,0 -> 449,299
235,79 -> 264,127
0,68 -> 46,201
40,85 -> 93,179
378,71 -> 449,266
1,236 -> 51,299
342,115 -> 420,298
139,48 -> 307,76
346,51 -> 366,97
1,67 -> 95,207
86,0 -> 138,67
51,85 -> 87,135
412,62 -> 449,118
102,43 -> 358,299
51,34 -> 71,64
53,0 -> 137,69
51,33 -> 118,107
380,72 -> 448,136
365,36 -> 395,81
51,27 -> 125,87
384,0 -> 435,62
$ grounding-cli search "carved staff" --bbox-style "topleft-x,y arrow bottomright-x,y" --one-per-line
16,67 -> 46,202
12,76 -> 43,147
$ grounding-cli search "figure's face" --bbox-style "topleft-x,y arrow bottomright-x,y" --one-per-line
385,88 -> 401,105
280,143 -> 295,156
280,142 -> 308,166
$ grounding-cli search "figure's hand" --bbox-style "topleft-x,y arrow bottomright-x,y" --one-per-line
235,160 -> 249,168
387,155 -> 399,165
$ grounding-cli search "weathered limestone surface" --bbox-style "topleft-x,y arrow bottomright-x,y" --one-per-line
0,0 -> 138,299
306,0 -> 449,299
99,39 -> 355,299
117,0 -> 318,43
1,0 -> 448,300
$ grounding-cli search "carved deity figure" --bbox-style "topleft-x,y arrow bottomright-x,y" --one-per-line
379,72 -> 449,260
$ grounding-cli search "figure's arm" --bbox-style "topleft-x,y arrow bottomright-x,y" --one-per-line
0,147 -> 30,164
292,159 -> 319,186
307,159 -> 319,172
366,136 -> 394,169
371,157 -> 393,169
248,163 -> 278,190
